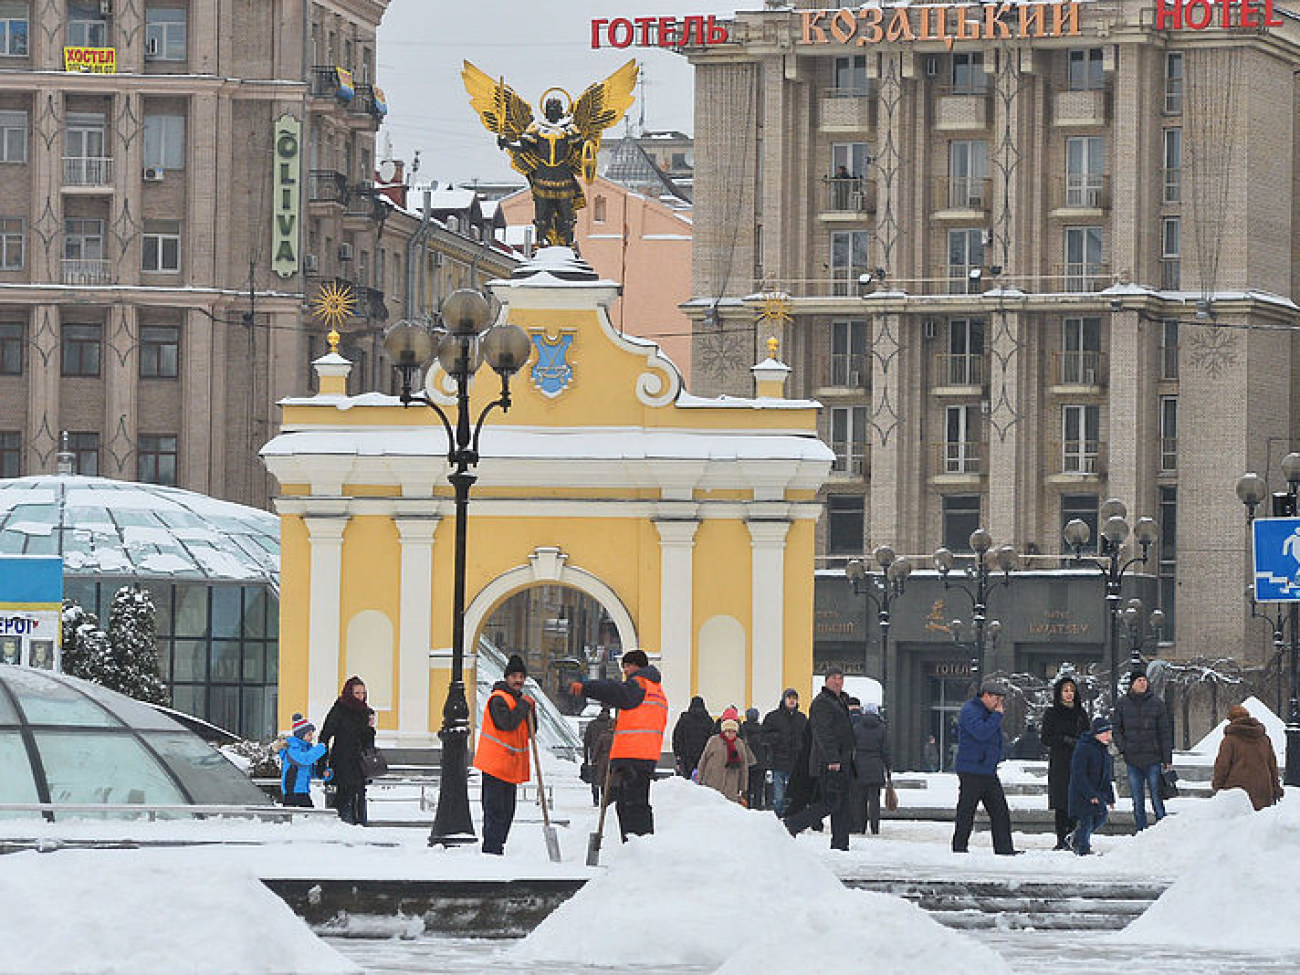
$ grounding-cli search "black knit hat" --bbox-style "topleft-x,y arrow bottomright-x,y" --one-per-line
504,654 -> 527,677
622,649 -> 649,668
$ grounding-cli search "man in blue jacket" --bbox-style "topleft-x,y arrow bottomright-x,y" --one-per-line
1067,715 -> 1116,855
952,679 -> 1018,855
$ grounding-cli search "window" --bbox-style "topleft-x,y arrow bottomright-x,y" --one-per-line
832,55 -> 868,95
67,3 -> 107,47
145,7 -> 186,60
64,113 -> 107,184
1163,128 -> 1181,204
1060,493 -> 1099,556
0,3 -> 28,56
142,220 -> 180,272
1165,52 -> 1184,114
67,431 -> 99,476
1061,317 -> 1100,384
951,52 -> 985,93
592,196 -> 606,222
944,404 -> 980,474
1160,320 -> 1179,380
1158,486 -> 1177,637
1067,48 -> 1104,90
61,323 -> 101,377
829,143 -> 870,210
0,322 -> 21,374
64,218 -> 104,261
0,431 -> 18,477
0,110 -> 25,162
831,142 -> 871,179
1161,217 -> 1180,290
139,325 -> 179,378
947,229 -> 985,293
826,495 -> 865,555
948,140 -> 987,208
143,114 -> 185,169
829,319 -> 867,387
1063,226 -> 1103,291
830,230 -> 869,296
0,217 -> 22,269
1160,396 -> 1177,472
946,318 -> 984,384
830,405 -> 868,475
1065,136 -> 1105,207
942,495 -> 981,552
138,434 -> 177,485
1061,404 -> 1101,473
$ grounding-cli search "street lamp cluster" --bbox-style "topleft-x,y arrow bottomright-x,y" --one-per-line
933,529 -> 1019,685
1236,454 -> 1300,787
383,289 -> 532,846
845,546 -> 912,717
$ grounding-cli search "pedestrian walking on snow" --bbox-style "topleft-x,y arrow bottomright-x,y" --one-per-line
784,667 -> 857,850
742,707 -> 768,809
697,717 -> 755,805
850,701 -> 890,835
1212,703 -> 1284,810
1041,674 -> 1091,849
278,713 -> 327,808
762,688 -> 808,816
320,676 -> 376,825
472,654 -> 535,855
1114,669 -> 1173,831
952,679 -> 1018,855
1068,715 -> 1116,855
583,706 -> 614,807
672,695 -> 714,779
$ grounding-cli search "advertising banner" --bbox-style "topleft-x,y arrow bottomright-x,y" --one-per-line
0,556 -> 63,669
272,113 -> 302,279
64,46 -> 117,73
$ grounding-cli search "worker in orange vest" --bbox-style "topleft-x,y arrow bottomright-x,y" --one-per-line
473,654 -> 534,855
570,649 -> 667,839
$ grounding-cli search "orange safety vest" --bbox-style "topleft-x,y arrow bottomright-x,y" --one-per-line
610,673 -> 668,761
473,689 -> 531,784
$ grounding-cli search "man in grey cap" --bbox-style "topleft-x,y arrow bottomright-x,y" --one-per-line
784,666 -> 857,850
952,678 -> 1018,855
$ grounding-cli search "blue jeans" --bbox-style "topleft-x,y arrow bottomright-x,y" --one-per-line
1073,805 -> 1108,853
1127,762 -> 1166,830
771,770 -> 791,817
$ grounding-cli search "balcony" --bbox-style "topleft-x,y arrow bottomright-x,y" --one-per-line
819,88 -> 875,131
824,355 -> 870,390
308,170 -> 349,205
346,84 -> 385,122
830,443 -> 869,477
934,87 -> 990,131
1054,262 -> 1110,293
819,176 -> 875,218
931,441 -> 984,478
1048,351 -> 1106,389
946,265 -> 987,295
932,353 -> 985,390
829,265 -> 869,297
1052,174 -> 1109,212
934,176 -> 990,215
63,156 -> 113,188
311,66 -> 344,98
344,182 -> 387,223
1046,439 -> 1107,478
1053,88 -> 1110,127
62,259 -> 110,286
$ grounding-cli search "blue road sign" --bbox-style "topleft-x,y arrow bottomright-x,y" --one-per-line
1251,518 -> 1300,602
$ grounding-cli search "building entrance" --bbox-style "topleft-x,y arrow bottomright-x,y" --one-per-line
927,661 -> 975,771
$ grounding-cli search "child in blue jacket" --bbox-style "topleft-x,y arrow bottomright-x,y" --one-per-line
1067,715 -> 1117,855
279,713 -> 328,807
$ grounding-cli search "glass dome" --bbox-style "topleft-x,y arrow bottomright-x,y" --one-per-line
0,664 -> 270,818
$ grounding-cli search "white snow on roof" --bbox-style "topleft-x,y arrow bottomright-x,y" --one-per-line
425,187 -> 477,210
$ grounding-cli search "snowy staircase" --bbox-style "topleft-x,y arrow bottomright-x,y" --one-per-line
844,877 -> 1166,931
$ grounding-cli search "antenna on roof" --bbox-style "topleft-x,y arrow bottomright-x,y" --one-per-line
636,70 -> 647,137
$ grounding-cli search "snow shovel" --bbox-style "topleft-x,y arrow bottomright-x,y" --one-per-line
528,711 -> 562,863
586,745 -> 615,866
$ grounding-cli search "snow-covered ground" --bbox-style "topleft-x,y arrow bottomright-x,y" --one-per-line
3,755 -> 1300,974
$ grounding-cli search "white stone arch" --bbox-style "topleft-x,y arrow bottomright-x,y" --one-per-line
463,546 -> 639,654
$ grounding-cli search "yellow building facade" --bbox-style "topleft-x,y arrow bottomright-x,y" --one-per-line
262,251 -> 832,746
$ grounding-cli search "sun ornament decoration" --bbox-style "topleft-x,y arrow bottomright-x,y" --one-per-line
311,280 -> 358,352
756,290 -> 793,328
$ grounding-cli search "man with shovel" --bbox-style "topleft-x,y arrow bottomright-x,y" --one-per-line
473,654 -> 534,855
570,649 -> 667,841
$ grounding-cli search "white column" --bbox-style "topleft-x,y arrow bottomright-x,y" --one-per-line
394,517 -> 439,746
304,516 -> 348,724
748,520 -> 791,710
655,519 -> 699,714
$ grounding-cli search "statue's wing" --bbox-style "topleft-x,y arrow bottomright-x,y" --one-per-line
572,59 -> 638,145
462,60 -> 532,141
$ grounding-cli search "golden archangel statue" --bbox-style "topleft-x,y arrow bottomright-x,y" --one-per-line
463,59 -> 638,250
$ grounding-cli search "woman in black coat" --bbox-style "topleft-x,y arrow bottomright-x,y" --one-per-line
1039,674 -> 1090,849
319,675 -> 377,825
850,703 -> 891,835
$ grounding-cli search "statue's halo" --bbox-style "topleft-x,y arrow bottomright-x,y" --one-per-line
540,86 -> 573,114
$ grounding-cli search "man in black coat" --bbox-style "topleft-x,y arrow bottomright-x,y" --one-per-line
671,695 -> 713,779
762,687 -> 807,816
783,668 -> 857,850
582,706 -> 614,807
1114,669 -> 1174,831
849,702 -> 891,835
741,707 -> 767,809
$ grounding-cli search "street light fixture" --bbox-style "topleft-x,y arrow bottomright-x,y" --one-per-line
383,289 -> 532,846
1120,598 -> 1165,674
933,529 -> 1018,684
845,545 -> 912,719
1063,498 -> 1159,714
1236,454 -> 1300,786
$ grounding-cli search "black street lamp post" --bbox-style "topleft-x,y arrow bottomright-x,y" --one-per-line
1119,598 -> 1165,675
933,528 -> 1018,683
948,617 -> 1002,689
383,290 -> 532,846
845,546 -> 912,719
1063,498 -> 1159,715
1236,455 -> 1300,787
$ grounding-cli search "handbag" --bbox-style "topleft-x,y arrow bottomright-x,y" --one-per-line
323,783 -> 338,809
884,778 -> 899,812
1159,767 -> 1179,800
359,746 -> 388,779
579,761 -> 592,784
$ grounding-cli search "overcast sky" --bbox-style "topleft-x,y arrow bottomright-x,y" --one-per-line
374,1 -> 738,187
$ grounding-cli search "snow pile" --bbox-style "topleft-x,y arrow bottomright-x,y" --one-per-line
513,777 -> 1011,974
1115,789 -> 1300,949
0,849 -> 359,975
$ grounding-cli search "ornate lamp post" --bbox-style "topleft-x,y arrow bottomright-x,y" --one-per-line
1236,454 -> 1300,786
949,617 -> 1002,689
845,546 -> 912,718
1063,498 -> 1159,715
1119,598 -> 1165,675
933,528 -> 1018,683
383,290 -> 532,846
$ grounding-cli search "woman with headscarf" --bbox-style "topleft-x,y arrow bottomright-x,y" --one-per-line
319,675 -> 377,825
1040,673 -> 1091,850
1212,703 -> 1284,811
696,717 -> 755,805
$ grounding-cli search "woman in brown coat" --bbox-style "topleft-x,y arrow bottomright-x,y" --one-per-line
1212,704 -> 1284,811
697,718 -> 755,805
